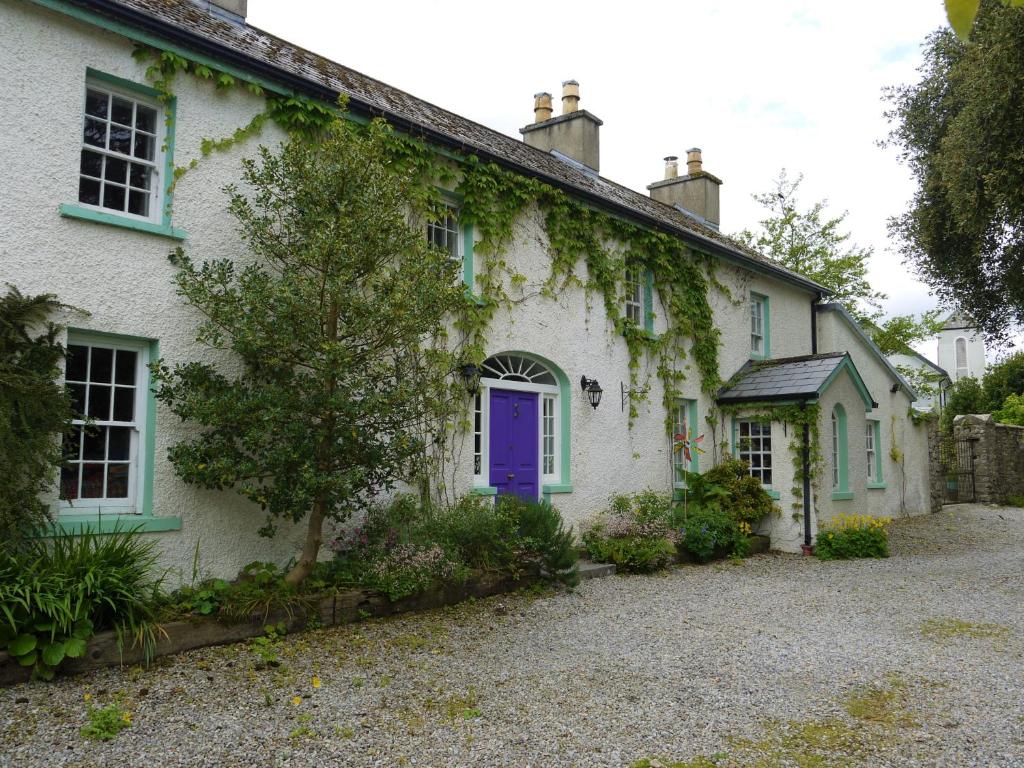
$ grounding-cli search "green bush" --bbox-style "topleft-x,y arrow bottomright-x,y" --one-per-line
815,514 -> 891,560
681,455 -> 776,526
583,491 -> 677,573
993,393 -> 1024,426
496,495 -> 578,585
0,287 -> 74,550
0,527 -> 162,679
678,508 -> 750,563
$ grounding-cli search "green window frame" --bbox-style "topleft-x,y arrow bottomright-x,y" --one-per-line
750,292 -> 770,359
48,330 -> 180,535
830,404 -> 852,500
866,419 -> 885,489
672,398 -> 699,491
623,266 -> 655,334
60,68 -> 186,240
731,417 -> 781,500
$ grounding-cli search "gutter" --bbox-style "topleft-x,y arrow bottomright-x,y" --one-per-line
71,0 -> 828,296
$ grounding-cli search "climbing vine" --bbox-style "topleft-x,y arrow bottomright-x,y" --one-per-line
131,43 -> 747,496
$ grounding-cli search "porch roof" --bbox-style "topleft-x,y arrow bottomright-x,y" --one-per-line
717,352 -> 876,410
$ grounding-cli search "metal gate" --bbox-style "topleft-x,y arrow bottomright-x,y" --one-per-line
940,438 -> 977,503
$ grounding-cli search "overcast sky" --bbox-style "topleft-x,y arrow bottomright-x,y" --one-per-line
249,0 -> 950,353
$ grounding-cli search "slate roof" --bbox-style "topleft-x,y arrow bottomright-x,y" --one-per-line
72,0 -> 828,293
717,353 -> 853,403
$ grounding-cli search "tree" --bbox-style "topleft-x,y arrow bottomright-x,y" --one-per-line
736,170 -> 884,324
944,0 -> 1024,40
940,376 -> 988,434
152,116 -> 467,586
885,1 -> 1024,344
0,286 -> 73,549
981,350 -> 1024,410
869,311 -> 944,356
992,393 -> 1024,426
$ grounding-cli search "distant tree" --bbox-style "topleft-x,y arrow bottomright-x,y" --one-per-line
152,116 -> 466,586
981,351 -> 1024,410
943,0 -> 1024,40
0,286 -> 73,549
992,393 -> 1024,426
869,311 -> 944,356
884,1 -> 1024,344
940,376 -> 988,434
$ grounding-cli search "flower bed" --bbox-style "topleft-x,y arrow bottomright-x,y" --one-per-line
815,514 -> 892,559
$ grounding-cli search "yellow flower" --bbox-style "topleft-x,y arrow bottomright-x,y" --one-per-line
83,692 -> 93,702
292,695 -> 302,706
312,675 -> 321,689
121,712 -> 132,725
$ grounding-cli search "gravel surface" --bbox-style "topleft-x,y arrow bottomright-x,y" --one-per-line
2,503 -> 1023,767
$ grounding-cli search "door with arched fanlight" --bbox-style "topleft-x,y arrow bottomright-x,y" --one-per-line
472,353 -> 563,500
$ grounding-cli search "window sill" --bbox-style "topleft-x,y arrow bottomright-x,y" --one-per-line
60,203 -> 187,241
867,482 -> 887,490
831,491 -> 855,501
542,483 -> 573,495
750,352 -> 769,361
764,489 -> 781,500
470,486 -> 498,496
44,514 -> 182,536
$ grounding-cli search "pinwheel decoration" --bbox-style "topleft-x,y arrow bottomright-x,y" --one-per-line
673,429 -> 705,464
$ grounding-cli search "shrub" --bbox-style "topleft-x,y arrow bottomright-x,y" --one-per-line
496,495 -> 578,585
992,393 -> 1024,427
0,527 -> 162,679
583,491 -> 677,573
684,455 -> 777,526
678,508 -> 751,563
815,514 -> 891,560
0,287 -> 74,551
365,543 -> 467,601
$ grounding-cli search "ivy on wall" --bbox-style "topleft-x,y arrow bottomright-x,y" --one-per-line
131,43 -> 753,492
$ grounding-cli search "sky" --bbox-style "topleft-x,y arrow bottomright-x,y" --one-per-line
249,0 -> 950,356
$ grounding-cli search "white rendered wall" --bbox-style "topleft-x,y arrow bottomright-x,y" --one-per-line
937,327 -> 987,382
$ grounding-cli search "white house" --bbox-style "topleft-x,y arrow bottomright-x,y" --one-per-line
936,313 -> 987,382
0,0 -> 933,580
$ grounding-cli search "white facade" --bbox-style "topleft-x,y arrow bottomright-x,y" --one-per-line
937,315 -> 987,382
1,0 -> 935,578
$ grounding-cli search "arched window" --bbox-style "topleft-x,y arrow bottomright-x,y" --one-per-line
955,337 -> 968,380
831,404 -> 849,496
480,354 -> 557,385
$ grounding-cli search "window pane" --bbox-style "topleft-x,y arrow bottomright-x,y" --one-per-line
128,190 -> 150,217
81,464 -> 105,498
133,133 -> 154,161
87,385 -> 111,419
109,125 -> 131,155
135,104 -> 157,133
60,465 -> 80,500
129,163 -> 152,190
763,469 -> 773,485
106,464 -> 130,498
112,387 -> 135,422
85,89 -> 108,119
78,177 -> 101,206
91,347 -> 113,382
83,426 -> 106,460
66,345 -> 88,381
111,96 -> 134,127
107,426 -> 131,460
68,383 -> 86,416
80,150 -> 103,178
83,117 -> 107,148
114,350 -> 137,384
102,184 -> 126,212
104,156 -> 128,184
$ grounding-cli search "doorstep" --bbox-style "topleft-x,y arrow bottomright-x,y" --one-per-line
577,560 -> 616,580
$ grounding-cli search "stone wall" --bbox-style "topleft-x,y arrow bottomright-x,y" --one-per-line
953,414 -> 1024,504
926,419 -> 945,513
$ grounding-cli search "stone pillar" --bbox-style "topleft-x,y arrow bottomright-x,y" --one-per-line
953,414 -> 1024,503
926,419 -> 944,513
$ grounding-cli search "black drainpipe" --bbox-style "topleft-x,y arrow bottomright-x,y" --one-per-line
810,293 -> 821,354
801,400 -> 813,550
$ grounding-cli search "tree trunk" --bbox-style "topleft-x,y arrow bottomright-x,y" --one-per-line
285,498 -> 327,587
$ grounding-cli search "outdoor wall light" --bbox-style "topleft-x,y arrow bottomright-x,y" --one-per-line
580,376 -> 603,409
459,363 -> 481,395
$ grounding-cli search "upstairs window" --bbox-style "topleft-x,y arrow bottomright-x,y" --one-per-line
427,204 -> 461,263
955,337 -> 968,380
79,81 -> 164,222
750,293 -> 768,357
866,419 -> 883,484
736,419 -> 772,487
624,266 -> 644,325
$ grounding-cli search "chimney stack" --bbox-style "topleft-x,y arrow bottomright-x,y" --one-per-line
191,0 -> 247,24
533,92 -> 553,122
647,148 -> 723,230
520,80 -> 602,173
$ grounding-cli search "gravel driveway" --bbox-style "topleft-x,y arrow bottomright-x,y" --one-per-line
2,503 -> 1023,768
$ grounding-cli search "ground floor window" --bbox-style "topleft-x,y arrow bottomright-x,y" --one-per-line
672,399 -> 698,487
736,419 -> 772,487
866,419 -> 882,483
60,333 -> 149,514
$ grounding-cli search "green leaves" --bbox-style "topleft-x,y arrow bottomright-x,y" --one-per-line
8,633 -> 37,657
945,0 -> 980,40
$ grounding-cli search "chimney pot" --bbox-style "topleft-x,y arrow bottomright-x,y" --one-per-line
686,147 -> 703,175
664,155 -> 679,180
561,79 -> 580,114
533,92 -> 553,123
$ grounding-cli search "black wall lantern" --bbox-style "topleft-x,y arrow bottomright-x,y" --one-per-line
580,376 -> 603,409
459,363 -> 481,395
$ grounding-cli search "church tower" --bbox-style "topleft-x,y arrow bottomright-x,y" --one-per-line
936,313 -> 987,381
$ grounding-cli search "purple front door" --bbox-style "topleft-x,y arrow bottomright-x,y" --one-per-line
489,389 -> 539,499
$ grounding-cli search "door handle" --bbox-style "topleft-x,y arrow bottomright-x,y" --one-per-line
507,472 -> 515,480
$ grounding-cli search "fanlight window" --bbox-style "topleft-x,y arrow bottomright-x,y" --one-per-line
480,354 -> 556,385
